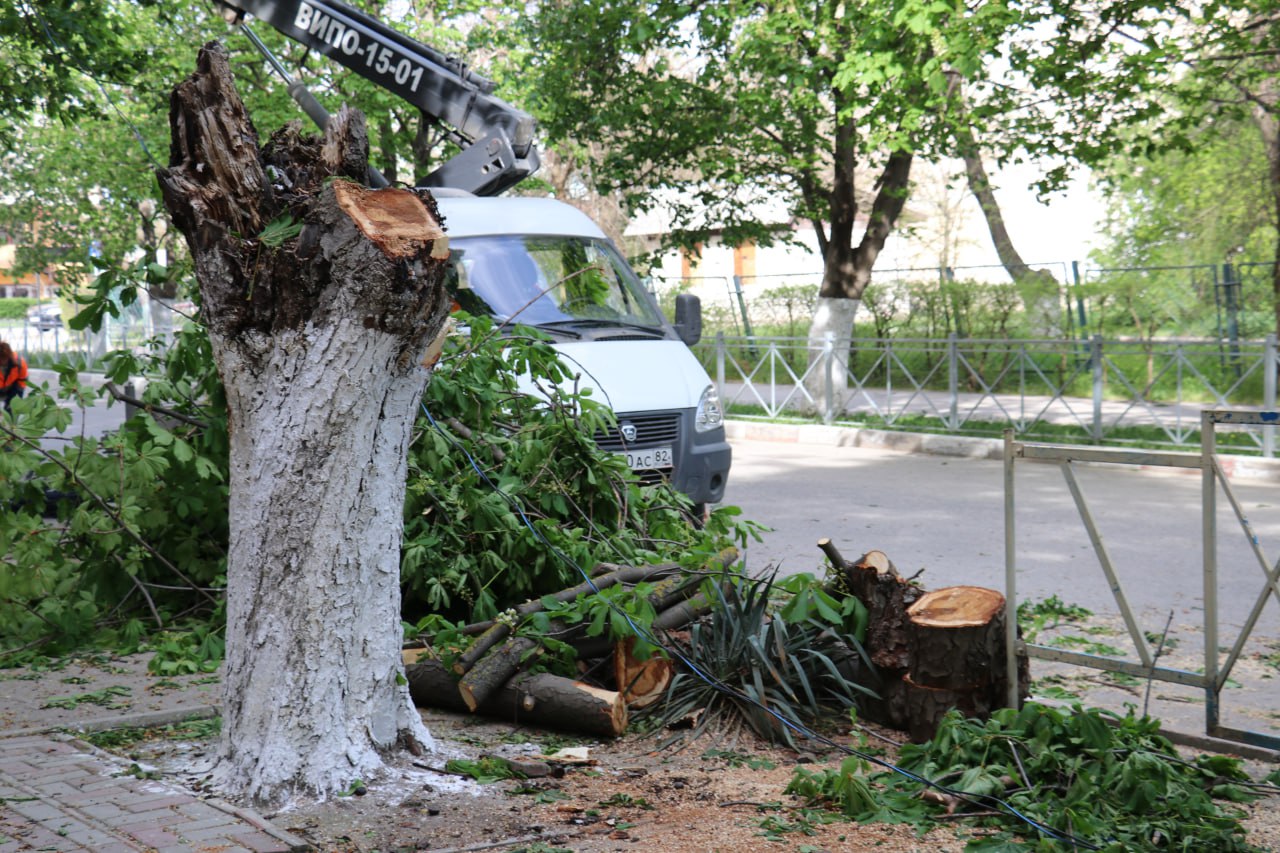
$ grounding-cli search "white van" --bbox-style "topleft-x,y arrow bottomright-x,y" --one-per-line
435,195 -> 731,510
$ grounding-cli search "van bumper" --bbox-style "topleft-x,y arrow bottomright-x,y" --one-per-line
672,424 -> 732,506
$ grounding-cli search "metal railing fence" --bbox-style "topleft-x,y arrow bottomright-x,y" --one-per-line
1004,413 -> 1280,755
0,312 -> 182,367
704,332 -> 1280,455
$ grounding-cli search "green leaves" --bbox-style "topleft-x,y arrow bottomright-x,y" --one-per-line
401,313 -> 747,624
445,757 -> 526,784
257,213 -> 303,248
798,703 -> 1265,852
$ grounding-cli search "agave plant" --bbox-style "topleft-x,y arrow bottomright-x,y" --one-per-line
651,572 -> 877,748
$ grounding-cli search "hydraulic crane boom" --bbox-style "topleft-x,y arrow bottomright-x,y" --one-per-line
217,0 -> 539,196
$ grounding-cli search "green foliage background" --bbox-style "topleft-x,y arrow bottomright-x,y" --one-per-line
0,310 -> 750,666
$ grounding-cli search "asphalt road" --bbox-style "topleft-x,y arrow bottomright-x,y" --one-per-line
721,435 -> 1280,641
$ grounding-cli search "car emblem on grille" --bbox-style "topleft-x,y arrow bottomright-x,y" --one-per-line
620,422 -> 638,443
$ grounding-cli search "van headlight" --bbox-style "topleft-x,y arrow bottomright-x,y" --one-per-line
695,384 -> 724,433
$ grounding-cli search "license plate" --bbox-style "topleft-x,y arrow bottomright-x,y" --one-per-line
621,446 -> 673,470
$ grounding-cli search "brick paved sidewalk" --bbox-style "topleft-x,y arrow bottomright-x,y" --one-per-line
0,735 -> 307,852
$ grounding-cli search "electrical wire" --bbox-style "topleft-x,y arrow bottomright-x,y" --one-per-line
419,400 -> 1103,850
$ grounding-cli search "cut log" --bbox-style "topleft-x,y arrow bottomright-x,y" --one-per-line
569,583 -> 709,660
453,622 -> 512,676
458,632 -> 541,712
613,638 -> 673,709
907,586 -> 1006,691
457,561 -> 686,642
405,656 -> 627,737
652,592 -> 712,631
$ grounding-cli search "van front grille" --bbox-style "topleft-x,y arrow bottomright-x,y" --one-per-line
593,412 -> 681,451
594,412 -> 680,485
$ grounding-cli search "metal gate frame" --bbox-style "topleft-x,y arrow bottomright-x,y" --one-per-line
1002,411 -> 1280,755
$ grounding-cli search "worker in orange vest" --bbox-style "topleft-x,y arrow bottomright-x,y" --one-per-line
0,342 -> 28,412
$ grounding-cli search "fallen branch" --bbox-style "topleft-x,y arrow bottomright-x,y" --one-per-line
405,655 -> 627,737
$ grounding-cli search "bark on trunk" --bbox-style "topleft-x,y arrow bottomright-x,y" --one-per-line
903,586 -> 1027,741
819,540 -> 920,729
948,75 -> 1060,335
157,43 -> 452,803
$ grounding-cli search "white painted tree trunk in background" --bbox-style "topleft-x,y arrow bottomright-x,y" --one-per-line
805,296 -> 859,417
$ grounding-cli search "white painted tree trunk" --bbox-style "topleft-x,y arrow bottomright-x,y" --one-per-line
804,296 -> 859,417
150,293 -> 176,348
212,320 -> 433,802
157,44 -> 452,805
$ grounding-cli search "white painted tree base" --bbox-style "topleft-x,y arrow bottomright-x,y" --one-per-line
804,297 -> 860,417
212,320 -> 434,803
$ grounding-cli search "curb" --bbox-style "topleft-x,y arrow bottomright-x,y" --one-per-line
724,419 -> 1280,484
1,704 -> 221,741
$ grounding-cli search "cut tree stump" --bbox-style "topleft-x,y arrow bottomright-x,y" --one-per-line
902,585 -> 1026,741
900,674 -> 1003,743
404,654 -> 627,737
907,586 -> 1006,691
817,539 -> 1028,741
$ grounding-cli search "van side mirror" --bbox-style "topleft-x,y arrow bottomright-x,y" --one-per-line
673,293 -> 702,347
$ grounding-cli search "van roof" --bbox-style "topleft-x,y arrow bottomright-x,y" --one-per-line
432,196 -> 606,241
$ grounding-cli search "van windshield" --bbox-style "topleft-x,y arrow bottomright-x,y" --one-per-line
449,235 -> 666,330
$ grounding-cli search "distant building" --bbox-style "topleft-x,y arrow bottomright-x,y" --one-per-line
0,229 -> 59,300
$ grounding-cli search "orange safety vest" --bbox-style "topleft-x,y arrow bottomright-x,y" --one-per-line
1,356 -> 27,391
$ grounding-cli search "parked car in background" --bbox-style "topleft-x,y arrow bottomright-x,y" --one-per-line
27,303 -> 62,331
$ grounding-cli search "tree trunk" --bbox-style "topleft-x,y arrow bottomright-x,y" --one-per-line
805,148 -> 913,414
157,43 -> 452,804
948,75 -> 1060,335
405,656 -> 628,738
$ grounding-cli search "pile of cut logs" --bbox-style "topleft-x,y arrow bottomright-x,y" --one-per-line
403,540 -> 1026,742
403,548 -> 738,737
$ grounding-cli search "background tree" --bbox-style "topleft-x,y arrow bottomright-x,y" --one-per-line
521,0 -> 1023,405
1095,115 -> 1275,268
986,0 -> 1280,337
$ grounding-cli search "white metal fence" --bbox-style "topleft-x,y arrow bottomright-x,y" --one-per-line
705,333 -> 1280,454
1004,412 -> 1280,755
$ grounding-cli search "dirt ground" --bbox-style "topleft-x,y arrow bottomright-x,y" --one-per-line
2,652 -> 1279,852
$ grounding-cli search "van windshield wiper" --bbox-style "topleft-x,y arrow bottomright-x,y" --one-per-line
539,319 -> 666,337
